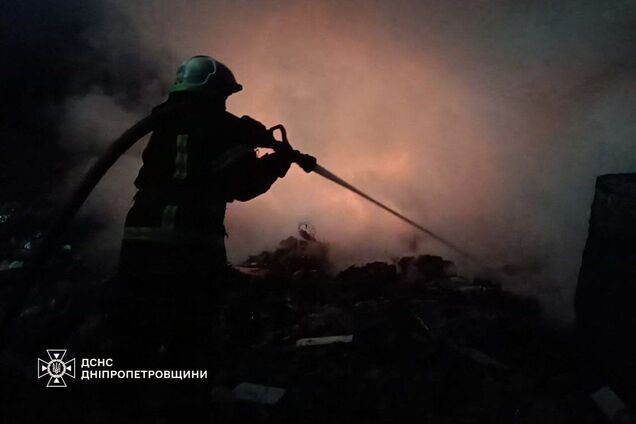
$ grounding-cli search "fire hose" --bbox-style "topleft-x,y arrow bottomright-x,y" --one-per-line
34,117 -> 483,269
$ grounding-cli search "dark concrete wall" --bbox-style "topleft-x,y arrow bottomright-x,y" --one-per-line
576,173 -> 636,402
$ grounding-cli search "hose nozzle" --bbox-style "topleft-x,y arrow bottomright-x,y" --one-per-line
268,124 -> 317,173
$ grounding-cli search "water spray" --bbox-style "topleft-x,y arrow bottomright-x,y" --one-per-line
311,164 -> 481,263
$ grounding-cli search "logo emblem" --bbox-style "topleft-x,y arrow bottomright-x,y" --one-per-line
37,349 -> 75,387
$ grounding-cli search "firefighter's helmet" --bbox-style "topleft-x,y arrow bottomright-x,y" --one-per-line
169,55 -> 243,97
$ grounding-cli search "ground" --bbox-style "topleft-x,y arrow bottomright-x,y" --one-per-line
0,232 -> 629,423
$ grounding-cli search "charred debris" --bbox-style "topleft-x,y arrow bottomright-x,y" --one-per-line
1,181 -> 635,423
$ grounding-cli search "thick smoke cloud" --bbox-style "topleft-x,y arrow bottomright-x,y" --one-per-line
3,0 -> 636,320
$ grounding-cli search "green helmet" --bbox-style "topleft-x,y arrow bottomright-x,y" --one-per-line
169,55 -> 243,97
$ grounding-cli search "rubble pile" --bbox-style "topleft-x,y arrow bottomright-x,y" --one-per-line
239,223 -> 329,279
0,216 -> 632,423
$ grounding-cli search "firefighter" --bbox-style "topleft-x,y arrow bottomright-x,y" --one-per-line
119,55 -> 301,281
111,56 -> 314,417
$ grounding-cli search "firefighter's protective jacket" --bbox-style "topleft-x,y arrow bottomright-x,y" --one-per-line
120,94 -> 291,277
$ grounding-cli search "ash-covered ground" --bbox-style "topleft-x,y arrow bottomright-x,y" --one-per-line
0,212 -> 630,423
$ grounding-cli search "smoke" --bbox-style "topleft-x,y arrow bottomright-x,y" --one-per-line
4,0 -> 636,320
